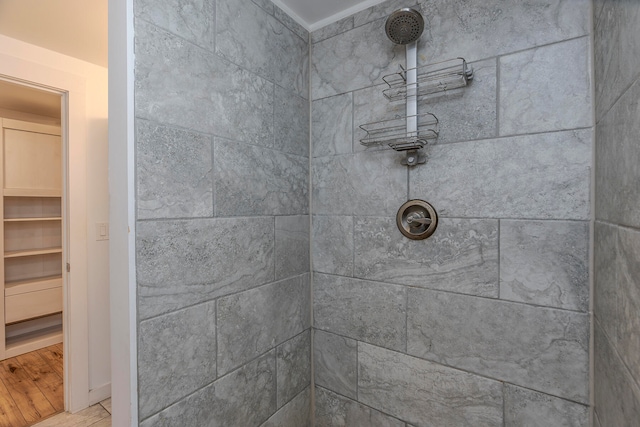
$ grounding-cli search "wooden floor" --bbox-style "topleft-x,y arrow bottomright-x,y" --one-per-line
0,344 -> 64,427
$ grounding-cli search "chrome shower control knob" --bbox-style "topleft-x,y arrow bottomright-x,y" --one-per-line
396,199 -> 438,240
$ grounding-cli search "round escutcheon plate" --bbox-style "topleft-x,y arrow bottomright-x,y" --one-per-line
396,199 -> 438,240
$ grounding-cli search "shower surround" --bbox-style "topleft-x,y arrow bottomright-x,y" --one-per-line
131,0 -> 599,425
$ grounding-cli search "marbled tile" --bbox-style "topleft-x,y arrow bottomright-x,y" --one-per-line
594,0 -> 640,119
274,86 -> 309,157
138,301 -> 216,419
418,58 -> 497,144
504,384 -> 588,427
615,226 -> 640,383
217,276 -> 310,375
500,220 -> 590,311
312,215 -> 353,276
311,19 -> 403,99
594,412 -> 603,427
136,217 -> 274,320
216,0 -> 308,97
410,130 -> 592,220
594,222 -> 618,350
352,0 -> 420,28
135,20 -> 274,145
261,387 -> 311,427
274,6 -> 309,42
251,0 -> 274,15
500,37 -> 592,135
417,0 -> 590,64
135,19 -> 218,134
407,288 -> 589,403
314,330 -> 358,400
277,331 -> 311,408
275,215 -> 310,280
594,321 -> 640,427
595,77 -> 640,228
214,139 -> 309,216
314,273 -> 406,351
136,119 -> 213,220
312,93 -> 353,157
311,16 -> 354,44
134,0 -> 215,50
354,217 -> 499,297
358,343 -> 503,427
352,84 -> 406,154
312,151 -> 406,217
315,386 -> 405,427
140,351 -> 276,427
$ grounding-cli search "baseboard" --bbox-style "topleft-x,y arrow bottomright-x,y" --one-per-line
88,382 -> 111,406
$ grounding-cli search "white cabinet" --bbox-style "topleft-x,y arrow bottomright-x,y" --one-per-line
0,118 -> 63,360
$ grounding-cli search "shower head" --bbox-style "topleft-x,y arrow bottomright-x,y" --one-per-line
385,8 -> 425,45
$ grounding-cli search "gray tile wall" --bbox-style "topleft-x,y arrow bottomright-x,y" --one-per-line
133,0 -> 311,424
311,0 -> 592,425
593,1 -> 640,425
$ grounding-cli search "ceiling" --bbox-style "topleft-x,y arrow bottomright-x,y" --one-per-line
0,80 -> 61,119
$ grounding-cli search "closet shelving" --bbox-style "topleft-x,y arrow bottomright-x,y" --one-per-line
1,118 -> 63,360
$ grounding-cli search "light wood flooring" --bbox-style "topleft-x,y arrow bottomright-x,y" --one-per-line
0,344 -> 64,427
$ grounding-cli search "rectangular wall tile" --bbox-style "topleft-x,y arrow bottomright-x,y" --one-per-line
135,19 -> 219,134
216,0 -> 308,97
312,151 -> 406,217
261,387 -> 311,427
312,93 -> 353,157
135,19 -> 274,146
214,139 -> 309,216
594,321 -> 640,427
417,0 -> 590,64
314,330 -> 358,400
136,119 -> 213,220
410,130 -> 592,219
140,351 -> 276,427
313,274 -> 406,351
594,0 -> 640,118
134,0 -> 215,51
504,384 -> 588,427
500,220 -> 590,311
595,77 -> 640,229
311,19 -> 403,99
136,217 -> 274,320
274,86 -> 309,157
312,215 -> 353,277
275,215 -> 310,280
358,343 -> 503,427
407,288 -> 589,403
500,37 -> 592,135
315,386 -> 404,427
276,331 -> 311,409
311,17 -> 353,44
274,6 -> 309,42
594,221 -> 619,365
354,217 -> 499,297
217,276 -> 310,375
615,226 -> 640,383
138,301 -> 217,419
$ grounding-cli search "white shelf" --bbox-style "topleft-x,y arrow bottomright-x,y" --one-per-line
4,189 -> 61,197
4,325 -> 63,359
4,217 -> 62,222
4,247 -> 63,258
5,275 -> 62,296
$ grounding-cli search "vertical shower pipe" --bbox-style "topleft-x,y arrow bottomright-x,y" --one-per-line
406,42 -> 418,138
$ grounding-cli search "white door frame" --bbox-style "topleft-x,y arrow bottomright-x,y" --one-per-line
109,0 -> 138,425
0,57 -> 90,412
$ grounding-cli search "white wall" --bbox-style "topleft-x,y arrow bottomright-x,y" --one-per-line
0,34 -> 111,400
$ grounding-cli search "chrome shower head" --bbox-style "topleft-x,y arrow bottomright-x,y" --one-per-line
385,8 -> 425,45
